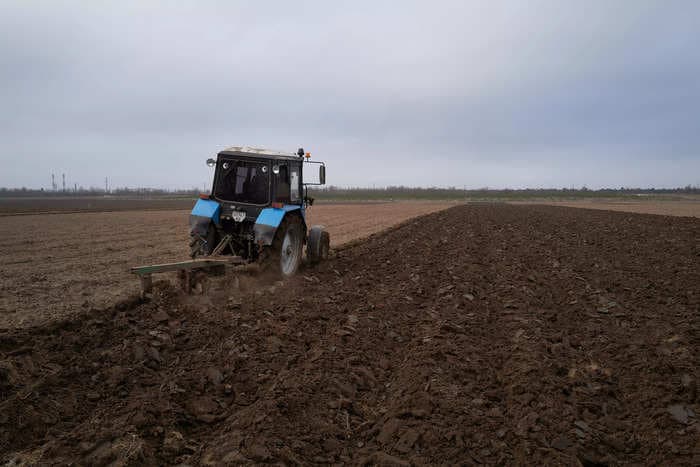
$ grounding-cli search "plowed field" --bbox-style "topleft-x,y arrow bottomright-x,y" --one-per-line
511,198 -> 700,218
1,205 -> 698,465
0,202 -> 451,329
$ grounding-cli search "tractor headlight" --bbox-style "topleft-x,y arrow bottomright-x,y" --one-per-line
206,158 -> 216,167
272,164 -> 280,174
223,162 -> 230,170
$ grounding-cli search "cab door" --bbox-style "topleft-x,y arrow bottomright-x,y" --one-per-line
274,161 -> 302,205
289,162 -> 302,204
273,163 -> 290,203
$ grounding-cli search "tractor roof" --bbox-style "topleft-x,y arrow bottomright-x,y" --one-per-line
218,146 -> 303,162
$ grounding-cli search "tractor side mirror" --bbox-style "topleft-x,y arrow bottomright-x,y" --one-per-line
319,165 -> 326,185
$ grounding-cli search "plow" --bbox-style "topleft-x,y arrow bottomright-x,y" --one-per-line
131,256 -> 244,295
131,146 -> 329,295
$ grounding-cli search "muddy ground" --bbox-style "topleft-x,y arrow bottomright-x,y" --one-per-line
0,205 -> 698,465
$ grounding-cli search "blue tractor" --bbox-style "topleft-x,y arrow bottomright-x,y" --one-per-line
189,146 -> 329,276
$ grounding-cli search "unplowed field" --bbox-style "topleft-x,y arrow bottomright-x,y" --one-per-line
1,205 -> 698,465
0,197 -> 194,215
0,202 -> 452,329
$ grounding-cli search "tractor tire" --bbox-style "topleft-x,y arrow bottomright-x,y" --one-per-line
307,225 -> 330,265
190,223 -> 216,258
268,215 -> 304,276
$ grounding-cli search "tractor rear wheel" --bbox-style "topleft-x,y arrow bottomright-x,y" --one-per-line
269,215 -> 304,276
190,223 -> 216,258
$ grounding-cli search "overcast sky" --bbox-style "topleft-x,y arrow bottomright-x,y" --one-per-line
1,0 -> 698,190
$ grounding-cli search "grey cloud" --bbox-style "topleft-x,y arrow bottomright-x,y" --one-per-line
1,0 -> 698,189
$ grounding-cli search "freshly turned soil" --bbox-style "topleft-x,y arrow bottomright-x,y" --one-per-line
1,204 -> 698,465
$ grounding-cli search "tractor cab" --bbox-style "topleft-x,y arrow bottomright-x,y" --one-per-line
189,146 -> 328,276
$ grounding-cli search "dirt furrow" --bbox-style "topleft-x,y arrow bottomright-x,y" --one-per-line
0,205 -> 698,465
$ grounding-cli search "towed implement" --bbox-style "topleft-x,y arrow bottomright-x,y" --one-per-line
132,146 -> 329,294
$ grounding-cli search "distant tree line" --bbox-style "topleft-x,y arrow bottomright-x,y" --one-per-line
0,187 -> 201,198
307,185 -> 700,201
1,185 -> 698,200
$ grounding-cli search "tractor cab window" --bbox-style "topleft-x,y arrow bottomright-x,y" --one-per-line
290,163 -> 301,202
275,163 -> 290,203
214,159 -> 269,204
273,162 -> 301,203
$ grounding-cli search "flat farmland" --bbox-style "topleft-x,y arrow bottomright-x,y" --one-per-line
0,202 -> 453,329
510,197 -> 700,218
2,205 -> 698,464
0,196 -> 194,215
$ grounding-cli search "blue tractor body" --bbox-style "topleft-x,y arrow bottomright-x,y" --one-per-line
191,198 -> 221,223
253,204 -> 305,246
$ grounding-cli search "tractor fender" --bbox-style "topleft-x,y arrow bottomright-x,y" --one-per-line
189,198 -> 221,236
254,205 -> 306,246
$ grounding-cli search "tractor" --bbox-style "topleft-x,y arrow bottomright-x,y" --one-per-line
188,146 -> 329,276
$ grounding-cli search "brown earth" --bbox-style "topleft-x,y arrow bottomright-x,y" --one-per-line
0,197 -> 195,215
510,198 -> 700,218
0,202 -> 453,329
1,204 -> 698,465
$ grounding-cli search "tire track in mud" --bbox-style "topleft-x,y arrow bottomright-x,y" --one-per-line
1,205 -> 698,465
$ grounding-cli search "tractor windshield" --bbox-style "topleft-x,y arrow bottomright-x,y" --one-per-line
214,159 -> 269,204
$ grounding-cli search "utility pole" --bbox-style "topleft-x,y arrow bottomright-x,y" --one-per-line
62,173 -> 66,192
105,177 -> 109,194
51,174 -> 56,191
